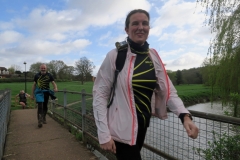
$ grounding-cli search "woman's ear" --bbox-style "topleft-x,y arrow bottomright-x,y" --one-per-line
125,27 -> 129,34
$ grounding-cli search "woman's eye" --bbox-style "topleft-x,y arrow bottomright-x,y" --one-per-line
143,22 -> 149,26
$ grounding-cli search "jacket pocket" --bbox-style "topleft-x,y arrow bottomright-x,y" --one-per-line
108,107 -> 132,141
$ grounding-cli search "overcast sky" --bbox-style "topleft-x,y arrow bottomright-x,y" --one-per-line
0,0 -> 212,76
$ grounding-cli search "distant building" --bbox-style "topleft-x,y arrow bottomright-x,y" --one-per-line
0,66 -> 9,78
0,67 -> 7,72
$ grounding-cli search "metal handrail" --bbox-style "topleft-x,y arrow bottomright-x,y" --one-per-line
48,89 -> 240,160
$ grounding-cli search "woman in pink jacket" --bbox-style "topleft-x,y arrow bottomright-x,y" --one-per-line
93,9 -> 199,160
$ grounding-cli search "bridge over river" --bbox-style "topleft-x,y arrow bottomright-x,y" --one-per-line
1,89 -> 240,160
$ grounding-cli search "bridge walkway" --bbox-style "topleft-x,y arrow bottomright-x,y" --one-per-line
3,109 -> 98,160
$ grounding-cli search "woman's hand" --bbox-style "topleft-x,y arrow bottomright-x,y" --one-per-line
183,116 -> 199,139
100,138 -> 116,154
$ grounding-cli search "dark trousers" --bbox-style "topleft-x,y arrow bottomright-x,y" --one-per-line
19,101 -> 27,105
114,127 -> 148,160
37,92 -> 49,119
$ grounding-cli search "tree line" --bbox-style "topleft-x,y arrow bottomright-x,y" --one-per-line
167,67 -> 203,85
7,57 -> 95,84
8,57 -> 207,86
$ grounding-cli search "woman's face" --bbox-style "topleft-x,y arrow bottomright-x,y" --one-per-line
125,12 -> 150,45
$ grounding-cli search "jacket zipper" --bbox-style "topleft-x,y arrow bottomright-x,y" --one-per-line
127,56 -> 136,145
151,49 -> 170,102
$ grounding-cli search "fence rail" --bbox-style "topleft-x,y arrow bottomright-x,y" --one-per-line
48,89 -> 240,160
0,89 -> 11,159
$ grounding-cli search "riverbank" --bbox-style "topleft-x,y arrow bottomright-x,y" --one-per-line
175,84 -> 218,107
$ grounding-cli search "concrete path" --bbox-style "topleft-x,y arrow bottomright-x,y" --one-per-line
3,109 -> 98,160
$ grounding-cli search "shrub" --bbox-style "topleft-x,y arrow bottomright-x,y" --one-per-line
75,131 -> 82,141
194,132 -> 240,160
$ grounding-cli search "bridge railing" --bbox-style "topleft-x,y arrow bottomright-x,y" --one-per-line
0,89 -> 11,159
48,89 -> 240,160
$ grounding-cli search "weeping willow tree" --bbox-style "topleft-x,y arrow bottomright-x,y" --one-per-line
197,0 -> 240,117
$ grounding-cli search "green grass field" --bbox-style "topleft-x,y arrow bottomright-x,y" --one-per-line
0,81 -> 213,109
175,84 -> 213,106
0,81 -> 94,109
0,81 -> 94,96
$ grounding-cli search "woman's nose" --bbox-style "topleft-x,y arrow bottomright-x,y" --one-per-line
138,24 -> 143,30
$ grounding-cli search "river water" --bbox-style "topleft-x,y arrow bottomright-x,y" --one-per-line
187,101 -> 228,115
142,102 -> 235,160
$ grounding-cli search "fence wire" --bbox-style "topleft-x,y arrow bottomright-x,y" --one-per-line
48,90 -> 240,160
0,89 -> 11,159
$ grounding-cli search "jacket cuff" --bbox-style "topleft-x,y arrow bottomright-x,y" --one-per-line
98,132 -> 111,145
179,113 -> 193,124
